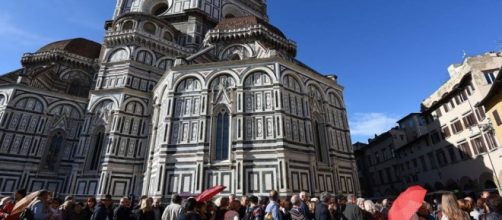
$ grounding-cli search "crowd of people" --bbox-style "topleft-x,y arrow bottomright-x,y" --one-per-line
0,189 -> 501,220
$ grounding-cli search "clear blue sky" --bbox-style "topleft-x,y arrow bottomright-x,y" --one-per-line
1,0 -> 501,143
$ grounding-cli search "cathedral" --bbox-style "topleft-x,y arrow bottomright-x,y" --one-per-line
0,0 -> 359,199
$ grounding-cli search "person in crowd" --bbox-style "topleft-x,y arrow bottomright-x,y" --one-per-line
289,195 -> 304,220
265,190 -> 282,220
470,198 -> 486,220
215,197 -> 229,220
485,194 -> 502,220
239,196 -> 249,219
482,191 -> 491,199
298,192 -> 311,220
380,198 -> 390,219
280,199 -> 292,220
314,192 -> 330,220
229,195 -> 236,204
363,200 -> 385,220
153,198 -> 165,220
416,202 -> 435,220
457,199 -> 473,215
31,190 -> 51,220
162,194 -> 183,220
328,197 -> 339,220
0,197 -> 13,220
356,198 -> 365,211
69,203 -> 88,220
196,202 -> 209,220
308,198 -> 318,217
177,198 -> 200,220
49,197 -> 64,220
114,197 -> 132,220
61,199 -> 75,220
259,197 -> 269,210
84,197 -> 98,219
244,195 -> 263,220
135,198 -> 155,220
440,192 -> 470,220
92,194 -> 114,220
224,200 -> 241,220
342,194 -> 363,220
205,202 -> 217,220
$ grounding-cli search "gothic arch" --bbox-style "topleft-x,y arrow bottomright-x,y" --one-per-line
171,74 -> 204,92
123,99 -> 147,116
207,71 -> 240,89
107,47 -> 130,63
89,97 -> 119,113
86,125 -> 107,171
281,72 -> 305,94
241,67 -> 277,85
11,95 -> 47,113
121,20 -> 135,31
243,71 -> 273,88
326,90 -> 344,108
211,104 -> 232,161
156,58 -> 174,70
306,81 -> 326,102
134,48 -> 156,65
312,112 -> 329,164
219,44 -> 254,61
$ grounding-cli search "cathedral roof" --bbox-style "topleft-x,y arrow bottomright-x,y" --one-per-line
37,38 -> 101,59
214,16 -> 286,39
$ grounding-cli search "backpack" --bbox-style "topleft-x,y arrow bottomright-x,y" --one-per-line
19,208 -> 35,220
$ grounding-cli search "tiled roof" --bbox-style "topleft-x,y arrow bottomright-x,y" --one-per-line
37,38 -> 101,59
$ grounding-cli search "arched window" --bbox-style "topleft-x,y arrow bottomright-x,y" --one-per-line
143,22 -> 157,35
108,49 -> 128,63
136,50 -> 153,65
312,116 -> 329,164
89,126 -> 106,171
121,0 -> 134,14
41,130 -> 65,171
122,21 -> 134,30
163,32 -> 173,41
214,108 -> 230,161
158,59 -> 173,70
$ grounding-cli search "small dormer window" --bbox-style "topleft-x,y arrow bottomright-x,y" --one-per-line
123,21 -> 134,31
143,22 -> 156,35
152,3 -> 169,16
163,31 -> 173,41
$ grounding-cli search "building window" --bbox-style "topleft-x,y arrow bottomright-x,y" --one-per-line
143,22 -> 157,34
313,118 -> 329,163
484,71 -> 496,84
427,152 -> 437,169
436,150 -> 448,166
493,110 -> 502,126
419,156 -> 427,171
458,142 -> 473,160
431,131 -> 441,144
122,21 -> 134,30
476,107 -> 486,121
463,113 -> 477,128
441,126 -> 451,139
447,146 -> 457,163
152,3 -> 169,16
485,133 -> 498,151
136,50 -> 153,65
471,136 -> 487,155
40,131 -> 65,171
89,128 -> 106,170
451,120 -> 464,134
157,59 -> 173,70
214,109 -> 230,161
443,104 -> 449,113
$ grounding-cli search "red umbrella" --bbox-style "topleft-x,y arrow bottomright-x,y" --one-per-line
196,185 -> 226,202
389,185 -> 427,220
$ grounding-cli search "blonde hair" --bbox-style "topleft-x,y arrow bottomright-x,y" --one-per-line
140,198 -> 153,212
363,200 -> 377,214
441,192 -> 466,220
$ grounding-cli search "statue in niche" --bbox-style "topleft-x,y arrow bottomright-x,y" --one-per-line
96,102 -> 113,125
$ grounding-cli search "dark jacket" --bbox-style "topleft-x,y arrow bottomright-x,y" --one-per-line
341,204 -> 363,220
135,210 -> 155,220
486,212 -> 502,220
68,212 -> 89,220
176,212 -> 201,220
299,202 -> 310,220
314,203 -> 330,220
114,205 -> 132,220
92,203 -> 114,220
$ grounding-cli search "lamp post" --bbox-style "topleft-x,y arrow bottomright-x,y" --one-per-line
479,121 -> 502,194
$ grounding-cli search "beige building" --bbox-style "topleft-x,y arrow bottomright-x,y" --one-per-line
355,52 -> 502,196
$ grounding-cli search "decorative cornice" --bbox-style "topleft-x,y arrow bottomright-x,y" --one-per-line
205,24 -> 297,57
21,49 -> 98,69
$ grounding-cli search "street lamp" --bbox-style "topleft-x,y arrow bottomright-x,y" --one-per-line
478,119 -> 502,193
